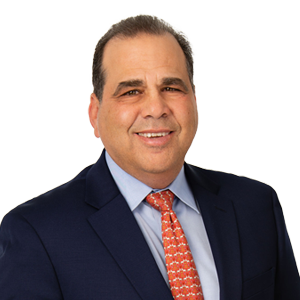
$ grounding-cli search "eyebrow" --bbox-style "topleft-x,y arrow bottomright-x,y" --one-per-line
161,77 -> 189,92
113,77 -> 189,97
113,80 -> 144,96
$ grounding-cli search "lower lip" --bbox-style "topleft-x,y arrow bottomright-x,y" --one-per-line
135,132 -> 173,146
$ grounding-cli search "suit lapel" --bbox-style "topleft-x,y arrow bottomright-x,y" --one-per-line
185,164 -> 242,300
84,151 -> 242,299
85,151 -> 173,300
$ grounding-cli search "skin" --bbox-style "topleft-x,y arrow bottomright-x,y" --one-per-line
89,33 -> 198,189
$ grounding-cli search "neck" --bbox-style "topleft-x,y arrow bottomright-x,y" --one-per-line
106,151 -> 183,189
131,168 -> 182,189
119,161 -> 183,189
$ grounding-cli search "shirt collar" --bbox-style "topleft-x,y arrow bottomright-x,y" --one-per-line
105,151 -> 199,214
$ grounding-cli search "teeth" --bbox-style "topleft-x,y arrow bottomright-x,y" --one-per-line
138,132 -> 170,138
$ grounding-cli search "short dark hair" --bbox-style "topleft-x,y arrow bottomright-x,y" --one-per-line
92,15 -> 194,101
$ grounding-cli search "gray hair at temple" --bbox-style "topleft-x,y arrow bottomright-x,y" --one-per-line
92,15 -> 195,101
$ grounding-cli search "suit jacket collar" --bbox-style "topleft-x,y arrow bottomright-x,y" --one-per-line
185,163 -> 242,300
85,150 -> 173,300
85,150 -> 242,300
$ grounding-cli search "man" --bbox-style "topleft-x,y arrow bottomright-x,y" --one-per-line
0,15 -> 299,300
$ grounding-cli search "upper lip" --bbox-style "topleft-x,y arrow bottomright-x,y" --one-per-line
136,129 -> 172,134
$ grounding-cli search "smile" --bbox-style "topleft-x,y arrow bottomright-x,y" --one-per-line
137,132 -> 171,138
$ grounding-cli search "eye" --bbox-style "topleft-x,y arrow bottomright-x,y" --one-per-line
123,90 -> 139,96
164,87 -> 180,92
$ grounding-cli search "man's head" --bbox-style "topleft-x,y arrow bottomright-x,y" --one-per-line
89,15 -> 198,188
92,15 -> 194,102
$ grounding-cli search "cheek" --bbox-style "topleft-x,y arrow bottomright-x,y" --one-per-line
174,101 -> 198,128
117,108 -> 137,129
99,104 -> 139,136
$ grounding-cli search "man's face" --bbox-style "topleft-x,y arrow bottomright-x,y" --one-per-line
89,33 -> 198,187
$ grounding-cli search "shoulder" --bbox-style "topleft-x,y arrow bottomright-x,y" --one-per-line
185,163 -> 276,204
3,164 -> 94,229
185,164 -> 282,243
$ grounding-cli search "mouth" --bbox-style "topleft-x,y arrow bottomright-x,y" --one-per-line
137,131 -> 172,138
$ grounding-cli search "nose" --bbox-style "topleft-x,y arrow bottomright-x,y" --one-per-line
141,91 -> 171,119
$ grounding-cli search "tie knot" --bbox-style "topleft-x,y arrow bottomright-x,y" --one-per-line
146,190 -> 174,212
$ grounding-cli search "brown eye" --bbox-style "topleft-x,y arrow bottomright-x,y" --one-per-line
164,87 -> 178,92
124,90 -> 139,96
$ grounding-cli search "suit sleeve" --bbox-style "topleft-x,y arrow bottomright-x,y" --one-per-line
0,211 -> 63,300
272,189 -> 300,299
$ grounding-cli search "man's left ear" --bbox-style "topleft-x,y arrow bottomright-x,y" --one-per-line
88,93 -> 100,138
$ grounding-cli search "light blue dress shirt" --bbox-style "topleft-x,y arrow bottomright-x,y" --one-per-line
105,151 -> 220,300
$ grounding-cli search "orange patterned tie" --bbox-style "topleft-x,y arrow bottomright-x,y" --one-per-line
146,190 -> 204,300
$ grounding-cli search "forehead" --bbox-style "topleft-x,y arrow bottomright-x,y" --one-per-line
102,33 -> 188,84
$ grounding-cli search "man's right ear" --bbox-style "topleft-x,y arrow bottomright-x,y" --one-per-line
88,93 -> 101,138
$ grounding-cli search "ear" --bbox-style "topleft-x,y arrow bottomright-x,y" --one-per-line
88,93 -> 101,138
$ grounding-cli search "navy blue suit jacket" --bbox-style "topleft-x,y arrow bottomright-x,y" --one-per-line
1,150 -> 300,299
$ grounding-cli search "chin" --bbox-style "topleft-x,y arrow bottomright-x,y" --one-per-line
139,157 -> 181,175
141,165 -> 170,175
